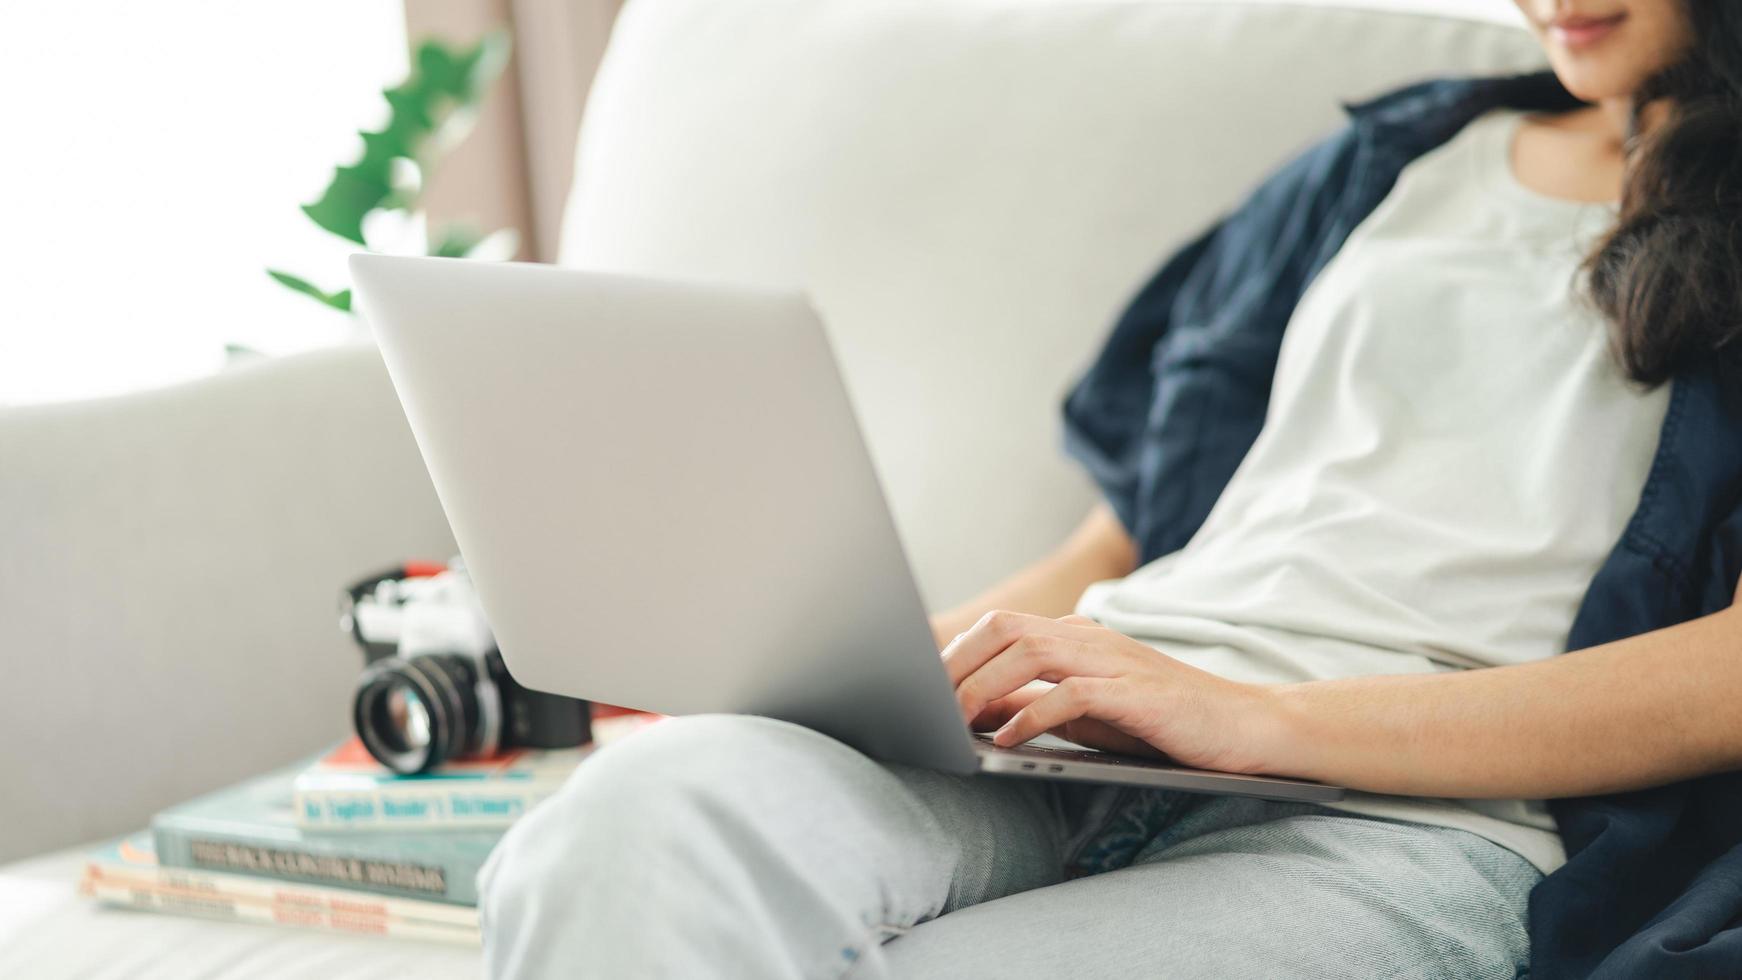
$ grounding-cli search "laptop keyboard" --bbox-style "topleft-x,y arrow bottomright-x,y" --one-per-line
972,731 -> 1173,770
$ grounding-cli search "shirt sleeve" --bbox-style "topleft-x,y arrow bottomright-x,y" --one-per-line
1059,124 -> 1361,543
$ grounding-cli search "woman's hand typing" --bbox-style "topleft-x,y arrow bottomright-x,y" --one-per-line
943,610 -> 1280,774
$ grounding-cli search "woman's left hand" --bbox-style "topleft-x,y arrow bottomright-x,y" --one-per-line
943,610 -> 1281,774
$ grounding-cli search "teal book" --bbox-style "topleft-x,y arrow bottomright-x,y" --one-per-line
151,764 -> 501,907
292,712 -> 661,832
293,738 -> 591,832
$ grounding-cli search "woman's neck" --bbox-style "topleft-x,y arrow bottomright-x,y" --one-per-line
1598,96 -> 1634,147
1603,94 -> 1675,145
1511,103 -> 1631,204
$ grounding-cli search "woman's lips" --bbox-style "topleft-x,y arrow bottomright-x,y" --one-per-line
1549,13 -> 1627,49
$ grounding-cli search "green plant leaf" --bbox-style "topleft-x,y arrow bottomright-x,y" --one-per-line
267,269 -> 353,312
301,166 -> 393,245
267,31 -> 511,324
297,32 -> 510,246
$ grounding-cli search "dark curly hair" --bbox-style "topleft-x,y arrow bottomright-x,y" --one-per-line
1586,0 -> 1742,385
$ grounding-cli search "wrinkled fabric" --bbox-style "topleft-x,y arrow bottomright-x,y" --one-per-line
1061,71 -> 1742,978
480,716 -> 1539,979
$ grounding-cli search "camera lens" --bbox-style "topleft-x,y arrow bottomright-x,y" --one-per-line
353,654 -> 487,774
382,686 -> 431,753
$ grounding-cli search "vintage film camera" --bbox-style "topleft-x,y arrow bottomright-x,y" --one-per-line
340,560 -> 590,774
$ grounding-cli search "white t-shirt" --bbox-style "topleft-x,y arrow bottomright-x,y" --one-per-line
1075,109 -> 1670,873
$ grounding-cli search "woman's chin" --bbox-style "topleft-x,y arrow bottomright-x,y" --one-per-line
1546,56 -> 1650,104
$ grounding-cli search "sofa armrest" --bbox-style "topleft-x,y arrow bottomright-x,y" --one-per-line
0,345 -> 454,863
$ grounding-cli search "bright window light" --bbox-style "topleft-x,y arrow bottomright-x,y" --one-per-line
0,2 -> 409,406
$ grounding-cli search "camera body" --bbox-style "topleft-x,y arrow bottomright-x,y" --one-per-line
341,560 -> 590,774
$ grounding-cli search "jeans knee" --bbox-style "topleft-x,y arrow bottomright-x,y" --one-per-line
480,716 -> 896,977
479,714 -> 838,914
570,713 -> 836,820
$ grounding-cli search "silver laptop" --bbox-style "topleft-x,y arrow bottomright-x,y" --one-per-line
352,254 -> 1340,803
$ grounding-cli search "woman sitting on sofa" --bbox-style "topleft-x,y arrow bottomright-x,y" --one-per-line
481,1 -> 1742,976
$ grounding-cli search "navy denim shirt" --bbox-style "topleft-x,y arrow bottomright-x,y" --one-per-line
1062,72 -> 1742,979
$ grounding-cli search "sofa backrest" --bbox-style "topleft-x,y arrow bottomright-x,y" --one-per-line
558,0 -> 1546,607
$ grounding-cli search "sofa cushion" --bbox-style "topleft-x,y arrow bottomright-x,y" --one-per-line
558,0 -> 1546,607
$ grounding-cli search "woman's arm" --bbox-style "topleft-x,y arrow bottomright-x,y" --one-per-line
945,584 -> 1742,799
1266,596 -> 1742,797
926,503 -> 1137,648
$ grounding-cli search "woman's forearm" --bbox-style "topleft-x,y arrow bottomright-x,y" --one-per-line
930,504 -> 1136,645
1258,601 -> 1742,798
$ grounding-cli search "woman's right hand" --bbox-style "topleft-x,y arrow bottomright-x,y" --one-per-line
929,616 -> 967,653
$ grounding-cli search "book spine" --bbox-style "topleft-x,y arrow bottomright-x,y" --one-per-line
294,780 -> 561,831
86,860 -> 478,928
85,879 -> 480,945
151,825 -> 492,907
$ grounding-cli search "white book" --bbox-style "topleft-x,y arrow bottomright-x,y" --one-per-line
82,833 -> 479,942
83,879 -> 481,945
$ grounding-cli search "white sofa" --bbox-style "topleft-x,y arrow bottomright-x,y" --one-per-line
0,0 -> 1542,974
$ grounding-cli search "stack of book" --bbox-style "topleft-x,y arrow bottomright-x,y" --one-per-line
79,709 -> 661,944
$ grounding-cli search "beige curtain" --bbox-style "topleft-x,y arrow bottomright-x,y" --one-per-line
403,0 -> 625,263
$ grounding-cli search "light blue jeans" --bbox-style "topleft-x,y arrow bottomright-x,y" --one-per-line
479,715 -> 1539,978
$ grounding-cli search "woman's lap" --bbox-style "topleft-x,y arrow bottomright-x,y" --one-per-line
479,714 -> 1537,979
479,714 -> 1071,978
884,807 -> 1538,979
